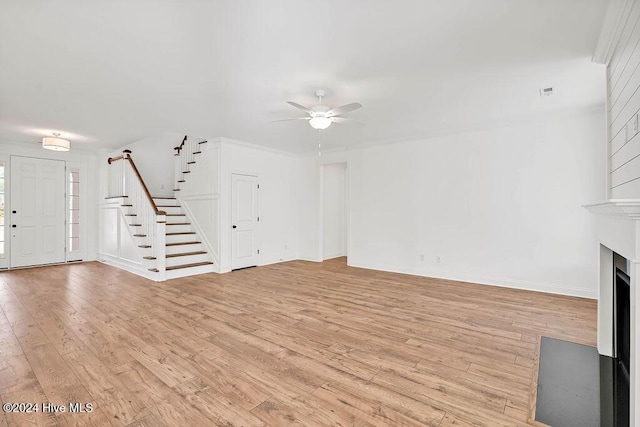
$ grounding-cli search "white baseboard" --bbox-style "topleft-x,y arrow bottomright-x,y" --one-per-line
346,260 -> 598,299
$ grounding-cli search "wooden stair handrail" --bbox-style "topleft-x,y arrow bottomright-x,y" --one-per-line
106,150 -> 166,216
174,135 -> 188,154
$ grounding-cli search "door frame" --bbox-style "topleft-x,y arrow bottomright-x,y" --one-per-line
9,155 -> 67,268
319,161 -> 350,263
229,171 -> 260,270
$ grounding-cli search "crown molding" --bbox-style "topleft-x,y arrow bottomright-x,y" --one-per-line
593,0 -> 635,64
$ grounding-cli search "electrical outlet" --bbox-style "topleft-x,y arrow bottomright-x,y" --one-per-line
419,254 -> 425,262
436,256 -> 442,263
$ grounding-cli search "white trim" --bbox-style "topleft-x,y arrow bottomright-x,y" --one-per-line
347,260 -> 598,299
298,105 -> 606,158
593,0 -> 635,64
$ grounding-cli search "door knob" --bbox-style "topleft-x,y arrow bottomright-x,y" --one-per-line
11,225 -> 16,228
232,225 -> 237,229
12,210 -> 16,214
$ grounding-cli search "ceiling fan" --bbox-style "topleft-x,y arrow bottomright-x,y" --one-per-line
274,89 -> 363,130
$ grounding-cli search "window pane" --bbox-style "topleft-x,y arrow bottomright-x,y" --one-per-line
69,237 -> 79,251
69,223 -> 79,238
68,168 -> 80,255
70,195 -> 79,210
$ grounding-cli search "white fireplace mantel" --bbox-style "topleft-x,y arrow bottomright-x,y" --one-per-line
583,199 -> 640,219
584,199 -> 639,425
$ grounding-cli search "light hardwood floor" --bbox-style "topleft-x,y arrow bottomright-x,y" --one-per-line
0,258 -> 596,426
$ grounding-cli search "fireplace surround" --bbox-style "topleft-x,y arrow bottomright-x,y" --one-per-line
584,200 -> 640,425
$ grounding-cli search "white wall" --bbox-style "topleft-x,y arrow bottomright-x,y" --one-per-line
0,141 -> 99,265
299,110 -> 606,298
218,139 -> 299,272
322,163 -> 346,260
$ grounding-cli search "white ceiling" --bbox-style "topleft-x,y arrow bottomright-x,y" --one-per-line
0,0 -> 608,154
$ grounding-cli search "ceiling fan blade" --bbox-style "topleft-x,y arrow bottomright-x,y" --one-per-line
331,116 -> 365,125
286,101 -> 313,113
327,102 -> 363,117
272,117 -> 311,122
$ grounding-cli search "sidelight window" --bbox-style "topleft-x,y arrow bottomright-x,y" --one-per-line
68,168 -> 80,255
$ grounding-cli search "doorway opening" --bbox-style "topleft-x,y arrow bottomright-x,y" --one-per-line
321,163 -> 347,261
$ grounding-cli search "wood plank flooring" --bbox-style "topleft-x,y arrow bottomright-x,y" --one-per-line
0,258 -> 596,426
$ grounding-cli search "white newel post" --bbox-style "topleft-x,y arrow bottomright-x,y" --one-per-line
156,214 -> 166,281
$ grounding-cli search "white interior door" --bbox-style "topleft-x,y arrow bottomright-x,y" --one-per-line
231,174 -> 258,270
10,156 -> 66,268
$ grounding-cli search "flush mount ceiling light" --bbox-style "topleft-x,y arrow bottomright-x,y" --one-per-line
42,133 -> 70,151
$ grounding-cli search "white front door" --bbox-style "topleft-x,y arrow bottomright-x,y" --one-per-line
231,173 -> 258,270
10,156 -> 66,268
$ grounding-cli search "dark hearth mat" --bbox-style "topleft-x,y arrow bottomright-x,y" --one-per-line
536,336 -> 600,427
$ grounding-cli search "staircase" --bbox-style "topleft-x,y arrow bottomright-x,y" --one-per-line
105,150 -> 214,281
142,197 -> 213,278
173,135 -> 208,193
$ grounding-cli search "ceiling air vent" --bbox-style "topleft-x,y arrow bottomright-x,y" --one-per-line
539,87 -> 554,97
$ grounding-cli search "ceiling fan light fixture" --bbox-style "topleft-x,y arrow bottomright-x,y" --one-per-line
309,116 -> 332,130
42,133 -> 70,151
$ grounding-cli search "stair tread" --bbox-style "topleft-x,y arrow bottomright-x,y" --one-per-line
149,268 -> 159,272
166,241 -> 201,246
105,195 -> 127,199
121,204 -> 133,207
133,234 -> 146,237
193,151 -> 202,154
177,180 -> 185,183
166,251 -> 207,258
198,141 -> 208,144
125,214 -> 137,216
143,256 -> 156,260
182,171 -> 191,173
166,261 -> 213,271
187,161 -> 196,164
166,214 -> 185,216
166,232 -> 196,236
139,245 -> 152,248
157,205 -> 181,207
153,197 -> 176,200
173,189 -> 181,191
166,222 -> 190,226
129,224 -> 142,226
